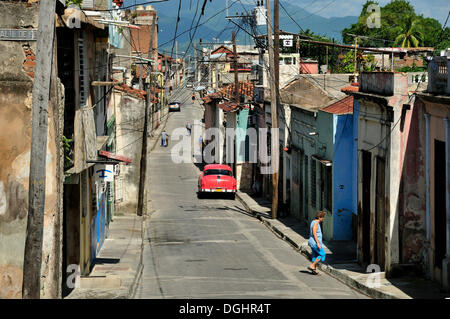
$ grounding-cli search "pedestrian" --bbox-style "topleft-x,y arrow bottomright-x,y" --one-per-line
199,135 -> 203,150
186,121 -> 192,135
307,211 -> 326,275
192,93 -> 195,102
161,130 -> 169,147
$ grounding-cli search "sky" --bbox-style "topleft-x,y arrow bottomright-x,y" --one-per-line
124,0 -> 450,27
278,0 -> 449,24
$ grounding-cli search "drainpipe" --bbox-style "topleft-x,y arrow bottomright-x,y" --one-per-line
425,113 -> 431,280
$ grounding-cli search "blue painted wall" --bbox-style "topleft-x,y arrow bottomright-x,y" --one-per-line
332,112 -> 355,240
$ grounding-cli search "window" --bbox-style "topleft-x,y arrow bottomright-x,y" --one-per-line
285,57 -> 292,65
204,169 -> 233,176
77,32 -> 88,108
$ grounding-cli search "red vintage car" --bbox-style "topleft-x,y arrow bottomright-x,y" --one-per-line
198,164 -> 237,199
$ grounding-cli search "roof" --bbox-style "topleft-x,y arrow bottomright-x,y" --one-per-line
321,96 -> 354,115
114,84 -> 158,103
202,81 -> 254,107
204,164 -> 233,171
211,45 -> 233,56
365,47 -> 434,53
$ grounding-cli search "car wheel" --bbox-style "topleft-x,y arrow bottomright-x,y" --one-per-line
197,192 -> 203,199
229,193 -> 235,200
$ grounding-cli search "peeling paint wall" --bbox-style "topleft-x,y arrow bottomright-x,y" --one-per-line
0,2 -> 64,298
114,92 -> 145,215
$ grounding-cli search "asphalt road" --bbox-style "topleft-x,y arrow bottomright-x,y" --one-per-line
135,87 -> 368,299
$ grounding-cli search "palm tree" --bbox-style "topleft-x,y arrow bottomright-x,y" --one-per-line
394,15 -> 423,48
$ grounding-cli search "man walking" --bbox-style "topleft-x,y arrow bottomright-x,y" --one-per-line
161,130 -> 169,147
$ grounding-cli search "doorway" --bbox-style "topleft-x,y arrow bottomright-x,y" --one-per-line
375,156 -> 386,270
361,151 -> 372,265
434,140 -> 446,269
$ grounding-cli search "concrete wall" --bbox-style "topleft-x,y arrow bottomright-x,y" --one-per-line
0,1 -> 65,299
360,72 -> 408,96
414,97 -> 450,286
289,107 -> 337,237
427,57 -> 450,95
114,92 -> 145,215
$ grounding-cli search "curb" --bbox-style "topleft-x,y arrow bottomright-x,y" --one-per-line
235,191 -> 398,300
127,108 -> 171,299
127,215 -> 145,299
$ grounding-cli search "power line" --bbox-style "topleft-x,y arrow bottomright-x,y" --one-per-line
80,0 -> 169,12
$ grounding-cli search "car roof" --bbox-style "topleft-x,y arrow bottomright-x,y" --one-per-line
169,101 -> 180,104
204,164 -> 232,171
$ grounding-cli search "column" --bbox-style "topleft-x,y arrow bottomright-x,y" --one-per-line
443,117 -> 450,291
425,113 -> 431,280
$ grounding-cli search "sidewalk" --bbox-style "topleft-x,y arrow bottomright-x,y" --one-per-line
236,191 -> 450,299
65,106 -> 171,299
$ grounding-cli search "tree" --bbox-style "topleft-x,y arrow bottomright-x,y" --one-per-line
342,0 -> 443,49
336,51 -> 377,73
394,15 -> 423,47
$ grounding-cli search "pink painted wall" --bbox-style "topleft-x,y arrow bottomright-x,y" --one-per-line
300,62 -> 318,74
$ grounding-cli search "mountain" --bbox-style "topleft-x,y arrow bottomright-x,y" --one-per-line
123,0 -> 358,55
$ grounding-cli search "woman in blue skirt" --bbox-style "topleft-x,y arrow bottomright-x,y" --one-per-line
307,211 -> 326,275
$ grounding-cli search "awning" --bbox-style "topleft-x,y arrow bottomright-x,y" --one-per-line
97,150 -> 132,165
312,154 -> 332,167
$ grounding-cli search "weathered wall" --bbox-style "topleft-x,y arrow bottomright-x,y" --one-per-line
398,97 -> 426,268
114,92 -> 145,215
355,73 -> 412,273
0,1 -> 64,299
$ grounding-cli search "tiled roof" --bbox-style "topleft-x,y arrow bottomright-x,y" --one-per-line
114,84 -> 159,103
341,82 -> 359,93
202,81 -> 254,105
321,96 -> 354,115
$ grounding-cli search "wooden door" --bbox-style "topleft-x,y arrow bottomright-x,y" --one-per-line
375,157 -> 386,270
361,151 -> 372,265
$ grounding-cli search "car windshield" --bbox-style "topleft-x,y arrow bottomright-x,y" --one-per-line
204,169 -> 232,176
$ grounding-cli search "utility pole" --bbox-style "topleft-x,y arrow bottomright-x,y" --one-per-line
193,41 -> 197,86
137,13 -> 156,217
22,0 -> 57,299
266,0 -> 279,220
354,36 -> 358,82
176,40 -> 178,87
232,31 -> 239,105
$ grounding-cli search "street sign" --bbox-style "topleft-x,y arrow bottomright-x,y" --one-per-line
283,40 -> 293,47
0,29 -> 37,41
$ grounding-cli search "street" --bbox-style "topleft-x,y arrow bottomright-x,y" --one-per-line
134,88 -> 368,299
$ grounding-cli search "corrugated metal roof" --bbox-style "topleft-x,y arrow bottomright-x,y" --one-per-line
321,96 -> 354,115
